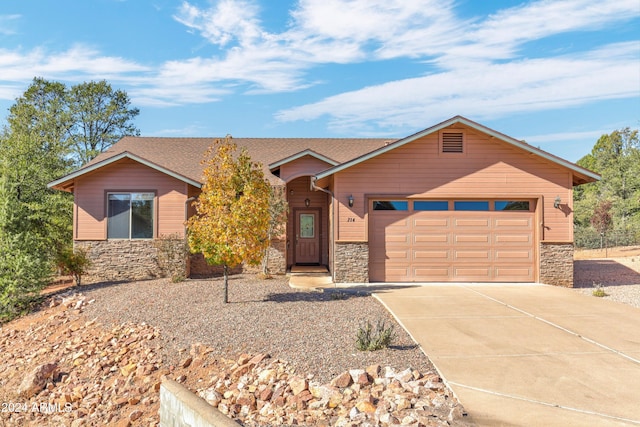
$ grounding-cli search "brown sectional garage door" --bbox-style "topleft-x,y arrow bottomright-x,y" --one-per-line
369,202 -> 535,282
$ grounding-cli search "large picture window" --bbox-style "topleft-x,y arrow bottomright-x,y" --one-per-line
107,193 -> 154,239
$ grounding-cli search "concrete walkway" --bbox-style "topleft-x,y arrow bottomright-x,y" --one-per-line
374,284 -> 640,427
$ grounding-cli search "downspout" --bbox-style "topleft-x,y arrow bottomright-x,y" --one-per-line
184,196 -> 197,277
184,196 -> 197,233
310,177 -> 336,284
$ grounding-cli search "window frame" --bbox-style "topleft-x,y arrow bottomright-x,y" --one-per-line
106,191 -> 156,240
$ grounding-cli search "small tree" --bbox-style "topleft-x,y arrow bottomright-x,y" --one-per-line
187,136 -> 271,303
261,186 -> 288,276
591,199 -> 613,254
56,247 -> 92,286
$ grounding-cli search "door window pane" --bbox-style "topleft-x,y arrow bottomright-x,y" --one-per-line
454,201 -> 489,211
131,194 -> 154,238
414,201 -> 449,211
300,214 -> 315,238
108,194 -> 131,238
372,201 -> 408,211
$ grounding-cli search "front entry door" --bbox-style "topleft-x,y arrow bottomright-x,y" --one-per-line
295,210 -> 320,264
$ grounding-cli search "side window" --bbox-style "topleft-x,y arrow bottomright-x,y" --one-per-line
107,192 -> 154,239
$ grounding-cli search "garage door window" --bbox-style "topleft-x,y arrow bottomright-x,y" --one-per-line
454,201 -> 489,211
414,201 -> 449,211
495,201 -> 530,211
373,201 -> 408,211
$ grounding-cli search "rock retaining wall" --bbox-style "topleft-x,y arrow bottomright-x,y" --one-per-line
334,242 -> 369,283
540,242 -> 574,287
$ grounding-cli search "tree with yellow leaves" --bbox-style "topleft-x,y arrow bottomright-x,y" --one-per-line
187,136 -> 271,303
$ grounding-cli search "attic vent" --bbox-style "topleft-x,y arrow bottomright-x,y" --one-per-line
441,132 -> 464,153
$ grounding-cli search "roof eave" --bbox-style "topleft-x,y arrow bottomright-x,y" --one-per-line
47,152 -> 203,191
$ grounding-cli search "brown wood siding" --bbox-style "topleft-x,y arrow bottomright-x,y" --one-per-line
335,124 -> 574,243
279,155 -> 333,182
74,159 -> 189,240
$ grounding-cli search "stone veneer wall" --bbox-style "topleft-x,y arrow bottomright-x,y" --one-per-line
75,240 -> 165,282
190,239 -> 286,277
334,242 -> 369,283
77,238 -> 286,282
539,242 -> 574,287
263,239 -> 286,275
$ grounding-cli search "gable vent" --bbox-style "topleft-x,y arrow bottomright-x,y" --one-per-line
442,132 -> 464,153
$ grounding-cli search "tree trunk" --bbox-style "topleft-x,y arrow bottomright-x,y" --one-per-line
262,237 -> 270,275
223,264 -> 229,304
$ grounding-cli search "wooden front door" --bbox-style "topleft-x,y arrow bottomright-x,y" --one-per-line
295,209 -> 320,264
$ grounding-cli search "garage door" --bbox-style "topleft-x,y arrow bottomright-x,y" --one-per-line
369,200 -> 535,282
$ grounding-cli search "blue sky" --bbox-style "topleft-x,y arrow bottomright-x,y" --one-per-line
0,0 -> 638,162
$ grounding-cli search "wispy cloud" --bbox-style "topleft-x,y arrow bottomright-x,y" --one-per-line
0,14 -> 20,36
524,129 -> 610,144
0,0 -> 638,122
277,42 -> 639,133
0,45 -> 149,100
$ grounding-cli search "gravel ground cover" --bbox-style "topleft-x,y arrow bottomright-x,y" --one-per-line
81,275 -> 431,384
573,256 -> 640,309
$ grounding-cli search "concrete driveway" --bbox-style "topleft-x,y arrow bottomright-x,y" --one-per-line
374,284 -> 640,427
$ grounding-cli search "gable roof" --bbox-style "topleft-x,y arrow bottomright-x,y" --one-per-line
48,136 -> 389,191
268,149 -> 339,169
314,115 -> 600,185
47,151 -> 203,191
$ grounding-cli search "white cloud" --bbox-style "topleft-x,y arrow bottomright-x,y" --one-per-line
174,0 -> 263,47
1,0 -> 638,117
0,14 -> 20,35
276,42 -> 640,133
523,129 -> 609,144
0,45 -> 149,101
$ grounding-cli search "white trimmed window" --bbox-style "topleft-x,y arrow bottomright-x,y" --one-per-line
107,192 -> 155,239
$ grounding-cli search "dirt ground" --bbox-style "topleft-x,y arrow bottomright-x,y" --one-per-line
574,245 -> 640,260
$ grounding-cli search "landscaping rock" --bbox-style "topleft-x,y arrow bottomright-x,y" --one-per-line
18,363 -> 59,398
0,292 -> 471,427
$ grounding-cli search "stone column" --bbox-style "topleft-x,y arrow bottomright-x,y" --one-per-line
334,242 -> 369,283
539,242 -> 574,287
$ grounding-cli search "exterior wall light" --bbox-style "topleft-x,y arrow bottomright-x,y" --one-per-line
554,196 -> 561,209
348,195 -> 354,207
305,198 -> 310,207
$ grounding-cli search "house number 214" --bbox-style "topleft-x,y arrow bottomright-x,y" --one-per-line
347,217 -> 356,222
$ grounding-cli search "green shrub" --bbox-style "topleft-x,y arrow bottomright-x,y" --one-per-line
0,234 -> 51,323
56,247 -> 91,286
330,291 -> 349,300
592,283 -> 608,298
356,318 -> 395,351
